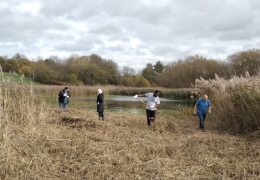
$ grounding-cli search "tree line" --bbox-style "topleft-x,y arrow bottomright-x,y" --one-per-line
1,49 -> 260,88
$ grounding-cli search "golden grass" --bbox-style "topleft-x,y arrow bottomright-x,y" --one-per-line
31,85 -> 193,99
1,105 -> 260,179
1,76 -> 260,179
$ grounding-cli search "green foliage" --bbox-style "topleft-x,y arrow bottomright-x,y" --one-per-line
153,61 -> 165,73
20,66 -> 32,76
1,48 -> 260,87
64,73 -> 82,85
120,74 -> 135,86
33,60 -> 53,83
142,63 -> 158,83
5,59 -> 19,73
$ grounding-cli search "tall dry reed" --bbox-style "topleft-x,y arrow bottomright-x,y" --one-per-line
195,72 -> 260,134
32,85 -> 193,100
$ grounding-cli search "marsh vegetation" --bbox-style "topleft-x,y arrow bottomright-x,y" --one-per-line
1,73 -> 260,179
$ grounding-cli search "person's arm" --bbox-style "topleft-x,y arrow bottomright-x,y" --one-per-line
208,104 -> 211,113
193,104 -> 197,114
133,94 -> 146,98
59,90 -> 64,97
99,94 -> 104,103
138,94 -> 146,97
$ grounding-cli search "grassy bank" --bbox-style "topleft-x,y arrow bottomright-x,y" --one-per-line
1,78 -> 260,179
1,72 -> 42,85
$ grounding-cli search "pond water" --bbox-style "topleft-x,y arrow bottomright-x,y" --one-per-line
72,96 -> 195,113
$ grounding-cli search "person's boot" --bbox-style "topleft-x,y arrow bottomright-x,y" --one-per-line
99,117 -> 101,120
102,117 -> 104,121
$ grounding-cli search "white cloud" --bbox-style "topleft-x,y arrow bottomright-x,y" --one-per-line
1,0 -> 260,71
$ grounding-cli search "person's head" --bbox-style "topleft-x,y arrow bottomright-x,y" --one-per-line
65,87 -> 69,91
202,94 -> 208,101
97,89 -> 102,94
153,90 -> 160,97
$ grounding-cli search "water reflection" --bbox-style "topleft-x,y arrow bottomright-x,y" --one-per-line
72,96 -> 194,113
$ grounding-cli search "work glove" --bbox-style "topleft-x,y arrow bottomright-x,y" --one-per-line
133,94 -> 138,99
208,109 -> 211,113
97,102 -> 100,105
67,96 -> 69,98
63,94 -> 66,96
150,105 -> 157,110
193,111 -> 197,115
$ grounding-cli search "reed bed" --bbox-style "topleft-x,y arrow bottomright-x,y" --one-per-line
1,76 -> 260,179
32,85 -> 193,100
195,73 -> 260,134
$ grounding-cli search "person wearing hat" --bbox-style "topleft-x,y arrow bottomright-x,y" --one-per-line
97,89 -> 104,120
58,87 -> 71,109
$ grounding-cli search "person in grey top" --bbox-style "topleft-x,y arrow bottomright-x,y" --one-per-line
134,90 -> 160,126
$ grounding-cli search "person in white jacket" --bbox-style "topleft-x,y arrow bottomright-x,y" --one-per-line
134,90 -> 160,126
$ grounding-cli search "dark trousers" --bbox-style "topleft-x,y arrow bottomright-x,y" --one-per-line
146,109 -> 156,126
197,112 -> 206,128
98,111 -> 104,119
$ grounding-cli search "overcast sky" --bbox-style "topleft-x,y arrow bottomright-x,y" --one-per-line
1,0 -> 260,72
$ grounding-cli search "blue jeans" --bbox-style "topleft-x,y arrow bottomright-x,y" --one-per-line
59,102 -> 67,109
197,112 -> 206,128
98,111 -> 104,118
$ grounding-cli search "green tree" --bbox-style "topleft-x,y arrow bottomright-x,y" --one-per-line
142,63 -> 158,83
64,73 -> 82,85
5,59 -> 19,73
120,74 -> 135,86
153,61 -> 165,73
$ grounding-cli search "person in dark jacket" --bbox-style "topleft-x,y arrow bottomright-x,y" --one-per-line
58,87 -> 71,109
97,89 -> 104,120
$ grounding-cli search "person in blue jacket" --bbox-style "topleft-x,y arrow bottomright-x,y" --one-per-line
193,94 -> 211,129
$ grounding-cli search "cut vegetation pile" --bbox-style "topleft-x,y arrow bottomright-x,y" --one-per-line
1,75 -> 260,179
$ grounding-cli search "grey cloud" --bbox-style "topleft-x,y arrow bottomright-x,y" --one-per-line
218,29 -> 254,41
54,34 -> 103,51
107,45 -> 125,52
2,0 -> 260,71
88,23 -> 122,36
39,0 -> 80,18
